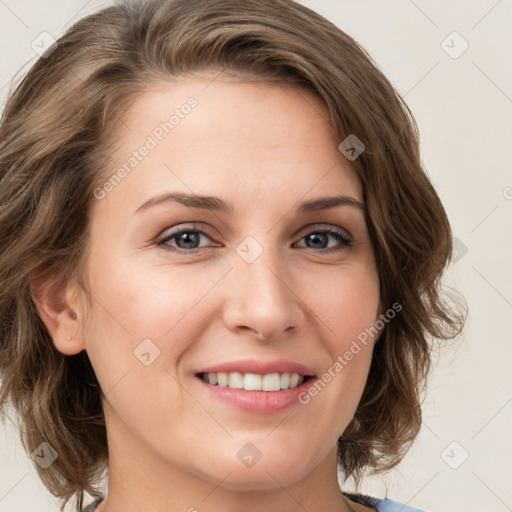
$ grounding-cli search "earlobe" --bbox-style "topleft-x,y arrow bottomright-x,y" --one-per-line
29,266 -> 85,356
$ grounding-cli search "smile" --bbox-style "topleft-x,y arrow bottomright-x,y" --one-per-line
197,371 -> 311,391
195,372 -> 317,414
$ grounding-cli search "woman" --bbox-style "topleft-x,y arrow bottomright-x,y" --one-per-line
0,1 -> 466,511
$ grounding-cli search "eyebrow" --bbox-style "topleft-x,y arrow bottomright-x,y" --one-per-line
134,192 -> 365,215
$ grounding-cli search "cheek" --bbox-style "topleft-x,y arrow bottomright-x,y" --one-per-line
300,263 -> 379,409
81,266 -> 194,442
313,261 -> 380,345
84,248 -> 202,337
81,250 -> 226,403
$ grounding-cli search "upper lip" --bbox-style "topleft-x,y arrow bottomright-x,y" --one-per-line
195,358 -> 316,377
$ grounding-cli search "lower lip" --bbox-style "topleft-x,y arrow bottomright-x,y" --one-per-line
195,375 -> 317,414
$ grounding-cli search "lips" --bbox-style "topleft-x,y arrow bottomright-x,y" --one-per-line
193,358 -> 318,413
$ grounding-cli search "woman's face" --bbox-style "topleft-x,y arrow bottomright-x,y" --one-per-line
74,76 -> 380,490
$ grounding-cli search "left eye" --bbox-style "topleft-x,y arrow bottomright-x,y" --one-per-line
294,227 -> 353,251
158,225 -> 353,253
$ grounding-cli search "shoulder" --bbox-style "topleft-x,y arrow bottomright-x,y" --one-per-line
82,495 -> 105,512
343,491 -> 429,512
366,497 -> 429,512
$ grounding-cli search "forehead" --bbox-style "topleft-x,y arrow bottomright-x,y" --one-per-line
96,76 -> 363,217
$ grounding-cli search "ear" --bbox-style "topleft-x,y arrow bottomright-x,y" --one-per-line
29,265 -> 85,356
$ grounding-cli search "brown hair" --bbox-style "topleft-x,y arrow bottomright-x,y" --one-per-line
0,0 -> 466,510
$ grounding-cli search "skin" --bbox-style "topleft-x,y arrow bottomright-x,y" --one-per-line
34,75 -> 381,512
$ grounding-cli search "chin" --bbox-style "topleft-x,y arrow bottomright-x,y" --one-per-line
192,449 -> 313,491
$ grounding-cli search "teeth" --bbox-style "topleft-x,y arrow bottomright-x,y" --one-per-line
262,373 -> 281,391
217,372 -> 228,387
244,373 -> 262,391
200,371 -> 306,391
228,372 -> 244,389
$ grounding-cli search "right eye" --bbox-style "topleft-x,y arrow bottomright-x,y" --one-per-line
157,224 -> 219,253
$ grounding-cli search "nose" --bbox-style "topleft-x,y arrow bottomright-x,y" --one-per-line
221,243 -> 306,341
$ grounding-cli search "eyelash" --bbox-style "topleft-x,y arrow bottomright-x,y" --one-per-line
157,223 -> 353,254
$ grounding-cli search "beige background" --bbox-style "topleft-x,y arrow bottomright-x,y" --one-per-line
1,1 -> 511,511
